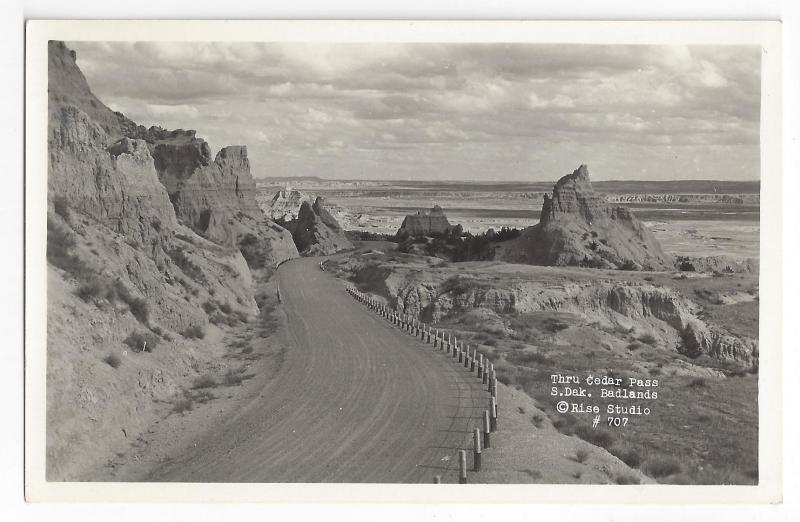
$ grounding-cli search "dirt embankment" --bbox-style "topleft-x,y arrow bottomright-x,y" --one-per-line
329,244 -> 760,485
45,41 -> 300,480
337,254 -> 758,367
46,213 -> 288,480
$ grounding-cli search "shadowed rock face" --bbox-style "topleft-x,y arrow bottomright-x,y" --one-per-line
266,188 -> 312,221
397,205 -> 459,237
499,165 -> 673,270
286,197 -> 353,256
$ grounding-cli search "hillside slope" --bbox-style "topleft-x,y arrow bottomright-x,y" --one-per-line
46,41 -> 295,479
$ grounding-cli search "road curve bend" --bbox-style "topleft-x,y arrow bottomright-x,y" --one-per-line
148,256 -> 487,483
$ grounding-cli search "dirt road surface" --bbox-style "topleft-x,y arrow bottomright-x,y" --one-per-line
146,256 -> 488,482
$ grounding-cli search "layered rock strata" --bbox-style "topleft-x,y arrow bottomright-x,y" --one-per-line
499,165 -> 673,270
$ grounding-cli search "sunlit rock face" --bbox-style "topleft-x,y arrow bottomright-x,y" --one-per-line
397,205 -> 459,237
500,165 -> 673,271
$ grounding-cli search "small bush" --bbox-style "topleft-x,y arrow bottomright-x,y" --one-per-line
223,369 -> 245,386
123,331 -> 160,352
543,318 -> 569,333
192,374 -> 217,389
219,302 -> 232,314
626,341 -> 643,351
76,278 -> 108,302
124,293 -> 150,324
531,414 -> 545,428
182,324 -> 206,339
53,196 -> 71,221
103,353 -> 122,369
695,413 -> 712,423
574,449 -> 590,463
574,425 -> 615,449
507,350 -> 554,367
201,301 -> 216,314
210,312 -> 237,327
688,377 -> 708,389
47,219 -> 92,279
645,457 -> 682,478
638,333 -> 658,346
612,447 -> 642,468
173,398 -> 193,414
110,281 -> 149,324
615,473 -> 640,485
168,246 -> 208,284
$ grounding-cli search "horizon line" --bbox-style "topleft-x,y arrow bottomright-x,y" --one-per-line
253,176 -> 761,184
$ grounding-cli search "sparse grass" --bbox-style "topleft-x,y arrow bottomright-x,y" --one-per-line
103,353 -> 122,369
77,273 -> 150,324
644,457 -> 683,478
339,249 -> 759,485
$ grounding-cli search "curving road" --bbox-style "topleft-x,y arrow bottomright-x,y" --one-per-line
147,256 -> 488,483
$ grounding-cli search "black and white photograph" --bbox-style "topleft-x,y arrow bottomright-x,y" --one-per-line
22,19 -> 784,504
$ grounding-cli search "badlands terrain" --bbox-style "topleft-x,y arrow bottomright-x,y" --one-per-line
313,167 -> 759,484
46,40 -> 758,486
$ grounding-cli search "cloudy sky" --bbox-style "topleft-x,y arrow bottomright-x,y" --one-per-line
69,41 -> 761,182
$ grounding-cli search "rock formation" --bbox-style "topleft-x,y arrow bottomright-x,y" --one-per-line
265,188 -> 313,222
498,165 -> 673,270
284,197 -> 353,256
397,205 -> 461,238
45,41 -> 299,479
48,41 -> 297,268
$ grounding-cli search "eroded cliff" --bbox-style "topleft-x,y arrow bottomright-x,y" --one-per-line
497,165 -> 674,270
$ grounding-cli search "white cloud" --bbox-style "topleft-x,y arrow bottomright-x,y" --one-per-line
67,41 -> 761,181
698,60 -> 729,88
